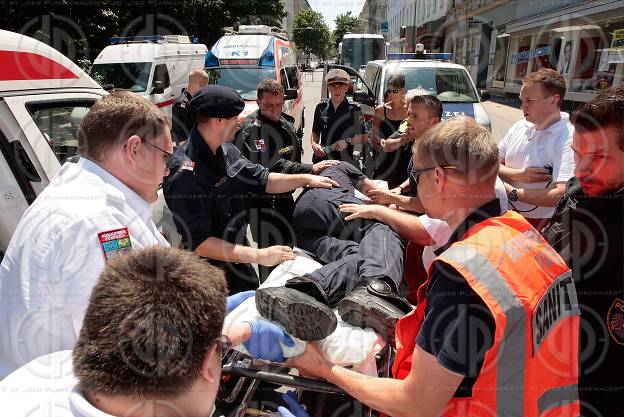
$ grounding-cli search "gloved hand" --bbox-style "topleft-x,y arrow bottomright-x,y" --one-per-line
226,290 -> 256,314
277,391 -> 310,417
243,320 -> 295,362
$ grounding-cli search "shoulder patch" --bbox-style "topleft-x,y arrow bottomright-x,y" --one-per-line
98,227 -> 132,260
607,298 -> 624,345
180,102 -> 186,109
181,160 -> 195,171
254,139 -> 267,152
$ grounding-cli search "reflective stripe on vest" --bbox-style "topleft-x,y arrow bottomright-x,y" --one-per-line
443,245 -> 527,416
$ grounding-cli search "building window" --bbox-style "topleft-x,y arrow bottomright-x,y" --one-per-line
506,34 -> 532,85
492,35 -> 509,87
575,21 -> 624,93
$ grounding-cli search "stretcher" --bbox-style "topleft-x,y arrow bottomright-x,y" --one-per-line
219,251 -> 396,417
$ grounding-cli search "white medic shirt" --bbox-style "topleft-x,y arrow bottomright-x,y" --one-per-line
498,112 -> 575,219
0,158 -> 170,379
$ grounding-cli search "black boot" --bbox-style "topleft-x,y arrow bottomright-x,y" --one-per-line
255,275 -> 337,341
337,277 -> 413,343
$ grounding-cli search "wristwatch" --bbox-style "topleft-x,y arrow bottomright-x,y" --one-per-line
345,137 -> 352,144
509,188 -> 519,202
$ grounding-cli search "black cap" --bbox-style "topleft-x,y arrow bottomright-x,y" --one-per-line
190,85 -> 245,118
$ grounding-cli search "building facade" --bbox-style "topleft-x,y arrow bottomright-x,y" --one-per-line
282,0 -> 312,40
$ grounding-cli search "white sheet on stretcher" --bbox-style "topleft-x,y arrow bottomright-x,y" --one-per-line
223,250 -> 385,374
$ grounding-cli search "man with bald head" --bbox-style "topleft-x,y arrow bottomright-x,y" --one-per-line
171,68 -> 208,144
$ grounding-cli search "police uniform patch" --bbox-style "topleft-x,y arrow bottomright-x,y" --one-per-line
254,139 -> 267,152
98,227 -> 132,260
181,160 -> 195,171
607,298 -> 624,345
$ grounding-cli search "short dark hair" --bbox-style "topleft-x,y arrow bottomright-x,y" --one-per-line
257,79 -> 284,100
386,73 -> 406,89
73,247 -> 227,398
78,92 -> 169,161
415,116 -> 499,183
572,84 -> 624,149
406,88 -> 443,120
523,68 -> 567,106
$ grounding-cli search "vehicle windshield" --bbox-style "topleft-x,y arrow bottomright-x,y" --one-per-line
90,62 -> 152,92
341,38 -> 385,71
389,67 -> 479,103
206,67 -> 277,100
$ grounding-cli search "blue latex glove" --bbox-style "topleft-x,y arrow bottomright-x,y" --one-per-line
226,290 -> 255,314
278,391 -> 310,417
243,320 -> 295,362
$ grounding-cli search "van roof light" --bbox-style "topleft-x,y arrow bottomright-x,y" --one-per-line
109,35 -> 191,44
238,25 -> 272,35
387,52 -> 453,61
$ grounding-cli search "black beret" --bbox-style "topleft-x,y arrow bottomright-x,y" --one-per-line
190,85 -> 245,118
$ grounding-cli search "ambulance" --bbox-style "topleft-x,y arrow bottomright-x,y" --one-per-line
90,35 -> 207,119
204,25 -> 304,137
0,30 -> 179,259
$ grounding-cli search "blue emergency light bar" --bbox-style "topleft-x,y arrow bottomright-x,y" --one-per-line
109,35 -> 165,44
388,52 -> 453,61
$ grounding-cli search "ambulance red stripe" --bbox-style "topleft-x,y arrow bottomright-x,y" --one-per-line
0,50 -> 78,80
156,98 -> 176,108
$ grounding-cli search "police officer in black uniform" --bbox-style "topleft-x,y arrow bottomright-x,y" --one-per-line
163,85 -> 337,293
311,69 -> 367,166
170,69 -> 207,144
236,79 -> 338,281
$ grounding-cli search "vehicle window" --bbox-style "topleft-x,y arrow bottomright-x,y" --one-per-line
388,67 -> 478,102
26,101 -> 97,164
279,68 -> 289,91
207,67 -> 277,100
90,62 -> 152,92
153,64 -> 170,89
285,67 -> 299,90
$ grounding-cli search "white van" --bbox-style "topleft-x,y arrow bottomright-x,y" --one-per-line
205,25 -> 304,136
90,35 -> 207,119
0,30 -> 181,259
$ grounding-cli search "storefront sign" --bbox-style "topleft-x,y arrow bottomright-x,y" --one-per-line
511,46 -> 551,64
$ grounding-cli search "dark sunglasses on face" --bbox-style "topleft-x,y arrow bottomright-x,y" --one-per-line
386,88 -> 401,94
410,165 -> 458,189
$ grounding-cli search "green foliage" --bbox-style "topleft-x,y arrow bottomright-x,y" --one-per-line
332,11 -> 362,49
292,10 -> 331,60
0,0 -> 287,63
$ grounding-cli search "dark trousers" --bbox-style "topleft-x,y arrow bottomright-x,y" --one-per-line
249,194 -> 297,282
293,190 -> 405,307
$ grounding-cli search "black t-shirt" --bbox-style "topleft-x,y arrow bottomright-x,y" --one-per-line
543,177 -> 624,417
415,199 -> 499,397
312,99 -> 366,160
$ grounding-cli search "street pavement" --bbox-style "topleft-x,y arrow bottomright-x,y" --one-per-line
298,68 -> 525,167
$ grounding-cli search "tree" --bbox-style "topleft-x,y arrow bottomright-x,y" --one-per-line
0,0 -> 287,63
332,11 -> 361,49
292,10 -> 331,60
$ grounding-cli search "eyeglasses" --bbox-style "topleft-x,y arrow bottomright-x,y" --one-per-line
216,334 -> 232,361
386,88 -> 401,94
410,165 -> 458,188
143,140 -> 174,166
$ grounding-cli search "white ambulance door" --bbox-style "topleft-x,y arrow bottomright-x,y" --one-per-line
149,62 -> 175,119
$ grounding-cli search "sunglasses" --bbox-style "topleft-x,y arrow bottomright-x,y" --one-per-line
216,334 -> 232,361
143,139 -> 174,166
386,88 -> 401,94
410,165 -> 458,188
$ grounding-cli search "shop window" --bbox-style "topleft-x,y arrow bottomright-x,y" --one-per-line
507,34 -> 532,85
532,31 -> 555,71
577,21 -> 624,93
492,35 -> 509,87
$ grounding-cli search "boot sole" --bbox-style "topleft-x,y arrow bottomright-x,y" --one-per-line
256,287 -> 337,341
337,297 -> 403,343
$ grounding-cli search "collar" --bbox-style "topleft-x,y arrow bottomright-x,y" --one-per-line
434,198 -> 503,256
78,158 -> 152,223
525,111 -> 570,140
330,98 -> 349,113
256,110 -> 287,128
187,128 -> 224,164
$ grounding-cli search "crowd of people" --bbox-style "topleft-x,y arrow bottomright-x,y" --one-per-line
0,65 -> 622,417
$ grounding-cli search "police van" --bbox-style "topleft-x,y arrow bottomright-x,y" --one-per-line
0,30 -> 179,259
204,25 -> 304,137
90,35 -> 207,119
324,48 -> 492,129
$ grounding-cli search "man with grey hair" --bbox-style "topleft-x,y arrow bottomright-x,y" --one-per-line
291,117 -> 579,417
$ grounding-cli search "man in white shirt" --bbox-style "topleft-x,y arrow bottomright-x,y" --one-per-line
498,68 -> 575,230
0,248 -> 301,417
0,92 -> 174,378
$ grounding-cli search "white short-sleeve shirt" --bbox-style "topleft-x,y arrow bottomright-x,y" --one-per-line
0,158 -> 170,379
498,112 -> 575,218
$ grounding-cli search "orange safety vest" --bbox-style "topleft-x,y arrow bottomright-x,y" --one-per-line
392,211 -> 580,417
